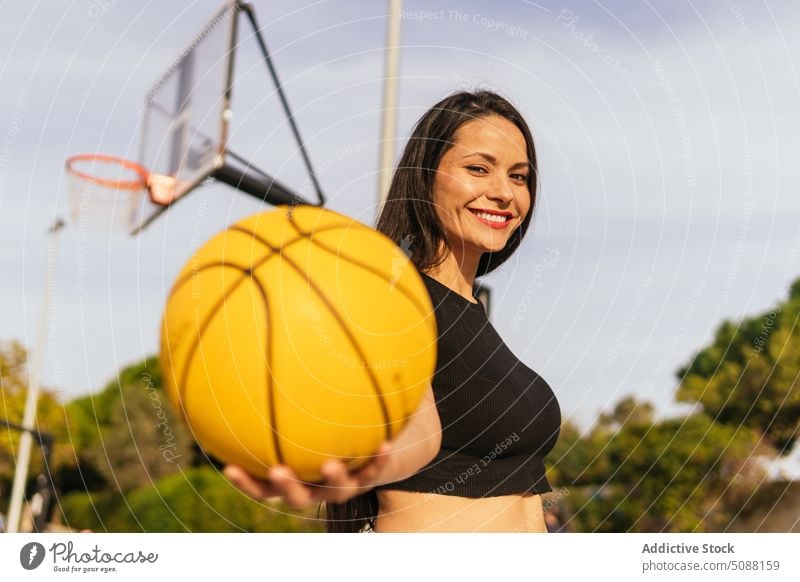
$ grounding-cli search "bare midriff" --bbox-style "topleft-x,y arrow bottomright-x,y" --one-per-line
373,489 -> 547,532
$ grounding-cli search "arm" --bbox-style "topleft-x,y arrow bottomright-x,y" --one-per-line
224,381 -> 441,508
373,381 -> 441,486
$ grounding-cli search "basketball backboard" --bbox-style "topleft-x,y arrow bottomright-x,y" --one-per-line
130,0 -> 323,235
132,0 -> 239,234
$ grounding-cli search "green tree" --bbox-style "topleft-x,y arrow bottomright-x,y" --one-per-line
0,341 -> 73,503
60,467 -> 323,532
597,395 -> 655,430
552,399 -> 768,532
67,357 -> 194,493
58,356 -> 325,532
676,280 -> 800,453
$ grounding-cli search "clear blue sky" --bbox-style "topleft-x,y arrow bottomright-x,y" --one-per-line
2,1 -> 799,476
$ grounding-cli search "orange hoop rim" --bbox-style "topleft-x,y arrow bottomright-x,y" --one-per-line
65,153 -> 150,191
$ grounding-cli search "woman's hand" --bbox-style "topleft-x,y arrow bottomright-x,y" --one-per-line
223,441 -> 393,509
225,381 -> 441,509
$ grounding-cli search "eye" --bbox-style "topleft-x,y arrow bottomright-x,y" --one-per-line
511,173 -> 529,182
467,165 -> 488,173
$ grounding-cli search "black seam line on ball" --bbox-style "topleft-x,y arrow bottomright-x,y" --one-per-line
286,213 -> 438,422
177,264 -> 271,453
228,224 -> 393,442
245,273 -> 285,466
288,220 -> 430,320
166,261 -> 257,309
168,224 -> 351,412
165,223 -> 356,308
287,211 -> 438,406
165,225 -> 363,469
286,211 -> 436,342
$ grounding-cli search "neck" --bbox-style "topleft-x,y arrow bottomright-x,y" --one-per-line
426,243 -> 481,302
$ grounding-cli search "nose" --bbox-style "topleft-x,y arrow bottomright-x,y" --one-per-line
485,173 -> 515,206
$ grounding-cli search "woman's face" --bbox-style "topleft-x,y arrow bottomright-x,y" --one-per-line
432,114 -> 531,261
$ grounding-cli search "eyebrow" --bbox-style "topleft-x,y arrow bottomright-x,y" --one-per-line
463,151 -> 529,170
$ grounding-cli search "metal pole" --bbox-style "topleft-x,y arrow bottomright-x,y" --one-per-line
6,217 -> 65,533
377,0 -> 403,210
239,2 -> 326,207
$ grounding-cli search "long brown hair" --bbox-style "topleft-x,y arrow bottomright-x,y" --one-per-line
322,89 -> 539,532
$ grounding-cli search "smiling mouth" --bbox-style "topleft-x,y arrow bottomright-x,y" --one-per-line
468,208 -> 513,224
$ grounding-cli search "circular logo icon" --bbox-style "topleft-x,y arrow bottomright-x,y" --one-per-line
20,542 -> 46,570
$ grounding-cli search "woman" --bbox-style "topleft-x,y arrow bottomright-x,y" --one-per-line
224,90 -> 561,532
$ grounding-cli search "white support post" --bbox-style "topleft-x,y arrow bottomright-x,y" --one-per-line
6,217 -> 64,533
377,0 -> 403,210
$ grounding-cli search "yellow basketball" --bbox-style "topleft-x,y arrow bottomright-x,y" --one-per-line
160,205 -> 437,483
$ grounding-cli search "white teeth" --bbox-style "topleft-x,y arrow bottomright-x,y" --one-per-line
473,211 -> 508,223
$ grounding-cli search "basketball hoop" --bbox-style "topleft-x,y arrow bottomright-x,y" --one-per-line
65,154 -> 177,233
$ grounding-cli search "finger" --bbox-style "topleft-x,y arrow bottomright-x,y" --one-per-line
274,468 -> 317,508
310,483 -> 359,504
354,442 -> 393,483
283,483 -> 315,508
309,446 -> 395,503
308,461 -> 348,497
228,464 -> 300,498
319,447 -> 390,487
321,459 -> 349,484
311,466 -> 381,504
225,464 -> 320,508
223,465 -> 279,499
305,461 -> 358,503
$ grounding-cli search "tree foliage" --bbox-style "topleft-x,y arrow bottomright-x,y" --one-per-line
676,282 -> 800,453
551,400 -> 769,532
0,341 -> 73,504
59,467 -> 322,532
65,357 -> 194,493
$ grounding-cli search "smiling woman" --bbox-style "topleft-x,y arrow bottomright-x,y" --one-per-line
375,90 -> 537,284
339,90 -> 560,532
224,90 -> 561,533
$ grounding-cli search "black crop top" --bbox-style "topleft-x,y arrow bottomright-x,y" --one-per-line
374,272 -> 561,498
